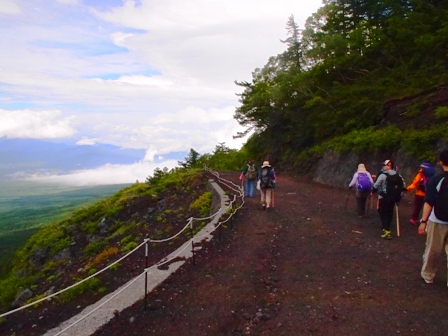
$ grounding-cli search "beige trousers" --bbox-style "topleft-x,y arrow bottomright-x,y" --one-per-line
260,188 -> 274,207
421,220 -> 448,285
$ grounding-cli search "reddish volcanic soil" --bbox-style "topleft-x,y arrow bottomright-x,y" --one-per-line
3,172 -> 448,336
93,172 -> 448,336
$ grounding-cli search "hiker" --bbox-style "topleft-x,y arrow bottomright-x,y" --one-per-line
372,159 -> 406,240
348,163 -> 374,218
259,161 -> 276,210
239,159 -> 258,197
418,149 -> 448,285
405,162 -> 435,225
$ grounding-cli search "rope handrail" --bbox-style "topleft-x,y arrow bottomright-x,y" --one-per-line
0,166 -> 244,333
52,271 -> 146,336
0,240 -> 146,318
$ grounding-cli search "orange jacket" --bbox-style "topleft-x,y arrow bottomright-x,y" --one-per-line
406,170 -> 426,197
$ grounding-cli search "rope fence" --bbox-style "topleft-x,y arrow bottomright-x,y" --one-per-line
0,166 -> 245,335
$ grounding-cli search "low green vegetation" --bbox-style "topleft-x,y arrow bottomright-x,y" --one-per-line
189,192 -> 213,218
0,165 -> 221,313
230,1 -> 448,169
0,184 -> 130,278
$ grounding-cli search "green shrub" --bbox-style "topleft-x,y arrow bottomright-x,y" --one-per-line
189,192 -> 213,217
435,106 -> 448,119
84,240 -> 106,256
87,268 -> 97,276
109,262 -> 121,271
82,221 -> 98,234
120,235 -> 133,246
122,242 -> 138,253
58,277 -> 101,303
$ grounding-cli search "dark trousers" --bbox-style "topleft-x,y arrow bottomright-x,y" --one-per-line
411,194 -> 425,221
378,198 -> 395,231
356,190 -> 370,216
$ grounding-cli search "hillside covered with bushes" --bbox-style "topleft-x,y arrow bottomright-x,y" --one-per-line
233,0 -> 448,168
0,168 -> 217,326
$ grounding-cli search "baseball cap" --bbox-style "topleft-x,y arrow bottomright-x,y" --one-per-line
382,159 -> 391,166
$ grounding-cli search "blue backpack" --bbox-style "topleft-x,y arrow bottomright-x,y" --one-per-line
357,173 -> 372,191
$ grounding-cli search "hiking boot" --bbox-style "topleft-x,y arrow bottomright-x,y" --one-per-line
381,229 -> 391,239
409,219 -> 417,225
422,277 -> 433,284
262,204 -> 266,210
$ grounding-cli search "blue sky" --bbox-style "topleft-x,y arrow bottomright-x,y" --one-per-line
0,0 -> 322,184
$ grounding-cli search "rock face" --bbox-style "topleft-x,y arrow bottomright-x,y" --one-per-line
312,84 -> 448,189
313,149 -> 445,189
29,248 -> 49,270
11,288 -> 33,309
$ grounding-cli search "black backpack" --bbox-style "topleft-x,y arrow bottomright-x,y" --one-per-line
260,167 -> 272,188
384,173 -> 404,203
434,172 -> 448,221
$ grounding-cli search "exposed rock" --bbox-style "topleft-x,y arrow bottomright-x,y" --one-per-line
97,217 -> 112,234
11,288 -> 33,309
29,248 -> 49,269
157,199 -> 166,211
53,248 -> 71,261
16,268 -> 29,278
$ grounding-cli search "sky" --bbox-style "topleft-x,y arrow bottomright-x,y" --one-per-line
0,0 -> 323,184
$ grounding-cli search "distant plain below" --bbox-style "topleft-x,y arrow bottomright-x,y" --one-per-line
0,181 -> 130,277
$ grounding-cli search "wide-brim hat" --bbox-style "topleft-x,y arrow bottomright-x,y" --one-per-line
261,161 -> 271,168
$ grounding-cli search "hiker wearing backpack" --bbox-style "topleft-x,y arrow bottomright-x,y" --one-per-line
405,162 -> 435,225
418,149 -> 448,285
239,159 -> 258,198
348,163 -> 374,218
258,161 -> 276,211
372,160 -> 406,240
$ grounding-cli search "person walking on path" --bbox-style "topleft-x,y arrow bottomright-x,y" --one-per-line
418,150 -> 448,285
373,160 -> 406,240
259,161 -> 276,211
348,163 -> 374,218
406,162 -> 435,225
240,159 -> 258,198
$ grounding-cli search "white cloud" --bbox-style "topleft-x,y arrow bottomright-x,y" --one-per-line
0,0 -> 21,15
56,0 -> 79,5
24,160 -> 180,186
0,0 -> 323,160
76,137 -> 97,145
0,109 -> 77,138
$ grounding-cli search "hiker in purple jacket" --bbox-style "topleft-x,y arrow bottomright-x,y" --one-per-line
349,163 -> 374,218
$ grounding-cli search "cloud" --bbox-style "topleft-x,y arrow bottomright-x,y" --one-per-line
0,109 -> 77,138
24,160 -> 180,186
0,0 -> 322,156
0,0 -> 21,15
76,137 -> 97,145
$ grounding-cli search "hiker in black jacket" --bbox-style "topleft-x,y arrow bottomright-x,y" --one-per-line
418,149 -> 448,285
373,160 -> 406,240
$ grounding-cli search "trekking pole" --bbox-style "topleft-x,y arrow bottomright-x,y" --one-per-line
344,188 -> 351,209
395,204 -> 400,237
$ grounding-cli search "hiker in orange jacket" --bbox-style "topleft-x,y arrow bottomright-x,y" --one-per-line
406,162 -> 435,225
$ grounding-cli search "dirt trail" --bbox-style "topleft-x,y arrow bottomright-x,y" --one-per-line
90,173 -> 447,335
